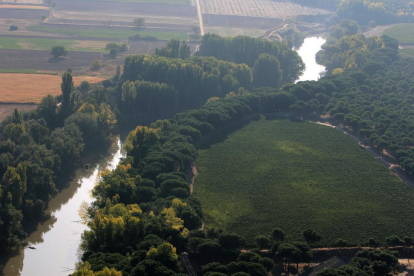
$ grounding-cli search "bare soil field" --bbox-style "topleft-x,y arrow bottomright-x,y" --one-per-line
203,14 -> 282,29
0,103 -> 36,122
0,73 -> 105,103
56,1 -> 196,17
0,48 -> 103,71
0,8 -> 49,19
199,0 -> 329,18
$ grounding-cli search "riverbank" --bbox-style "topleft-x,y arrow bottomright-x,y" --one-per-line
2,138 -> 125,276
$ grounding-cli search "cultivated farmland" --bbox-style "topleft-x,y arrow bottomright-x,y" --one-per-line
383,23 -> 414,44
0,73 -> 105,103
199,0 -> 329,18
193,118 -> 414,245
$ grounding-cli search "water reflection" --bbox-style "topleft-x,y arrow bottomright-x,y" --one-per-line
3,139 -> 124,276
295,36 -> 327,82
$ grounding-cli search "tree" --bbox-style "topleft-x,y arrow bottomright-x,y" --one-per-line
51,46 -> 67,58
60,72 -> 74,119
303,229 -> 322,245
334,238 -> 348,249
368,238 -> 380,248
255,235 -> 270,249
9,25 -> 18,31
218,232 -> 245,250
278,243 -> 301,275
385,235 -> 404,247
271,228 -> 285,242
253,53 -> 282,88
133,18 -> 145,28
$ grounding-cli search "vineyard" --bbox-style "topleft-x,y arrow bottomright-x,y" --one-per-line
193,118 -> 414,245
199,0 -> 330,18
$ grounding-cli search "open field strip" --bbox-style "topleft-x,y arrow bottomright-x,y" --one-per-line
27,25 -> 189,40
0,37 -> 107,51
193,118 -> 414,245
0,73 -> 105,103
0,4 -> 50,9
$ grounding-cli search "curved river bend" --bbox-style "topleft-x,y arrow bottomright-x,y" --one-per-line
2,36 -> 326,276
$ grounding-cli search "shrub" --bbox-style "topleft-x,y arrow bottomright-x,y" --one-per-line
91,59 -> 102,69
51,46 -> 67,57
9,25 -> 18,31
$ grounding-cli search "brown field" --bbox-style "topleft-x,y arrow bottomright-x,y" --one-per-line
200,0 -> 330,18
0,73 -> 105,103
0,4 -> 49,10
0,103 -> 36,122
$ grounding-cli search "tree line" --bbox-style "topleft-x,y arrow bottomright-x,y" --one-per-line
0,72 -> 116,254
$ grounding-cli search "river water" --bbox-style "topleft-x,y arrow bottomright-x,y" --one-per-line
3,139 -> 125,276
1,36 -> 326,276
295,36 -> 326,82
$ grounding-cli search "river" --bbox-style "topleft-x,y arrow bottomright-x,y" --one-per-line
3,139 -> 125,276
295,36 -> 326,82
2,36 -> 326,276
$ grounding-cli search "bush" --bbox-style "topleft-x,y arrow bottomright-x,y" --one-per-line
133,18 -> 145,28
51,46 -> 67,57
91,59 -> 102,69
9,25 -> 18,31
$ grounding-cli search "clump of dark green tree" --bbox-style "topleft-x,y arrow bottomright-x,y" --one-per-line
0,71 -> 116,254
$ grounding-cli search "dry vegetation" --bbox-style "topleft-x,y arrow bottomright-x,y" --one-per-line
0,73 -> 105,103
0,4 -> 49,10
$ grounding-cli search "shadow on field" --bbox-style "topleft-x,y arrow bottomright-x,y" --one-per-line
48,57 -> 66,63
264,113 -> 304,123
197,115 -> 261,150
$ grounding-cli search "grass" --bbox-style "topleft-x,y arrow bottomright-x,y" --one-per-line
193,118 -> 414,245
383,24 -> 414,44
27,26 -> 189,40
72,0 -> 190,4
0,69 -> 40,74
0,37 -> 106,52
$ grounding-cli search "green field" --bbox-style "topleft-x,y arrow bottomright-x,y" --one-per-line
383,24 -> 414,44
193,118 -> 414,245
28,26 -> 189,41
0,37 -> 106,52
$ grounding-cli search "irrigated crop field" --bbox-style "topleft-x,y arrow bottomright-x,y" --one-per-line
383,23 -> 414,44
0,73 -> 105,103
200,0 -> 329,18
193,118 -> 414,245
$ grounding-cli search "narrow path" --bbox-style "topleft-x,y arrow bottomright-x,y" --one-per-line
194,0 -> 204,52
195,0 -> 204,36
188,163 -> 198,194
